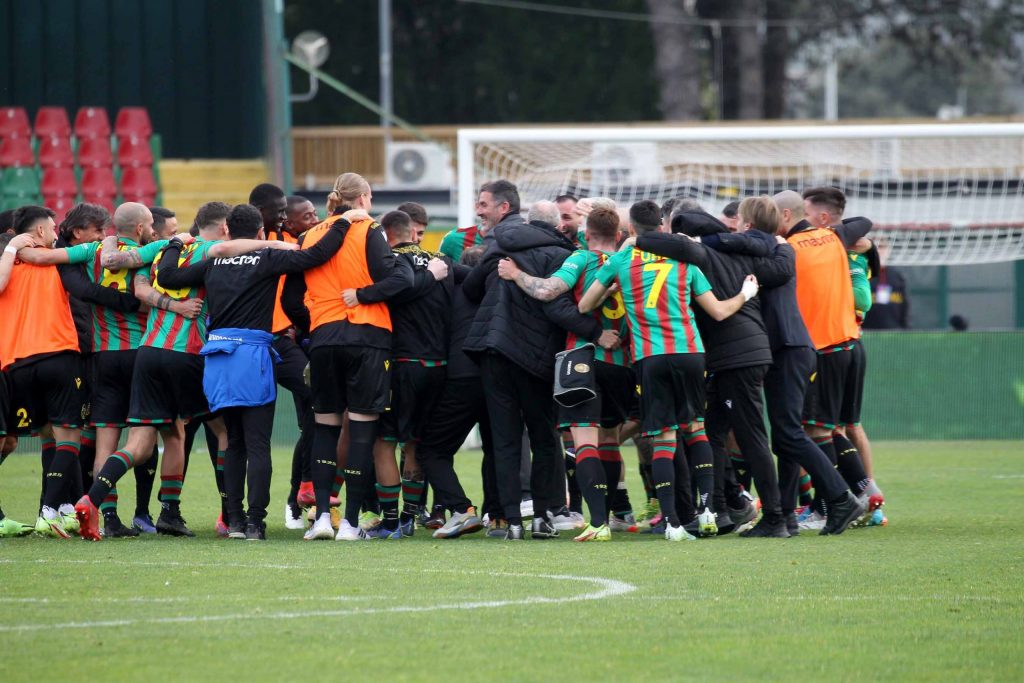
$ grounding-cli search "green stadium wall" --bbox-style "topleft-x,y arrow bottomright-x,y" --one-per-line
0,0 -> 266,159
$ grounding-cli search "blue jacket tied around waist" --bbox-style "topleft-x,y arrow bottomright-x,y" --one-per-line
200,328 -> 280,411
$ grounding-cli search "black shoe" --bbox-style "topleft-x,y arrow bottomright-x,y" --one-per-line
821,491 -> 867,536
504,523 -> 524,540
103,514 -> 140,538
530,518 -> 558,539
244,521 -> 266,541
728,498 -> 758,527
714,511 -> 736,536
227,520 -> 246,540
156,508 -> 195,537
739,515 -> 790,538
785,512 -> 799,536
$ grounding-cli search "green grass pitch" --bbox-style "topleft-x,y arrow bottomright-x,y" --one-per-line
1,441 -> 1022,682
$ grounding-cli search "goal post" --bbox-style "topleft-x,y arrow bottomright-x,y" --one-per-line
456,123 -> 1024,266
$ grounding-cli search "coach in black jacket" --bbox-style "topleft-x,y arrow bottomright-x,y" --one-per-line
463,186 -> 611,539
637,210 -> 790,537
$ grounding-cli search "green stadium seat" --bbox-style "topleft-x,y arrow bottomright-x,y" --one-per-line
1,166 -> 41,198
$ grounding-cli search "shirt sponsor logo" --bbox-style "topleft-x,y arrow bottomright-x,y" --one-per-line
213,254 -> 261,266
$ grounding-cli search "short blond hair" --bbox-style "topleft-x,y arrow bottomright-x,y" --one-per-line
739,195 -> 781,234
327,173 -> 371,213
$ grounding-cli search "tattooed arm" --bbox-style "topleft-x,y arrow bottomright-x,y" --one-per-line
133,272 -> 203,319
496,257 -> 569,302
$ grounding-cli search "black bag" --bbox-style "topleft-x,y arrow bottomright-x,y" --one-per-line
553,344 -> 597,408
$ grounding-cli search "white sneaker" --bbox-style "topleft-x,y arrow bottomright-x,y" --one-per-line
303,513 -> 334,540
697,507 -> 718,537
548,509 -> 586,531
285,503 -> 305,530
798,511 -> 827,531
519,499 -> 534,518
608,513 -> 636,532
335,518 -> 367,541
665,524 -> 696,541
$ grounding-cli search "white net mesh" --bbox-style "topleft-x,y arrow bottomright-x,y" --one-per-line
459,125 -> 1024,266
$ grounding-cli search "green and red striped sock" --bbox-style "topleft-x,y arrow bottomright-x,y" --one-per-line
376,483 -> 401,530
159,475 -> 184,504
651,437 -> 679,526
89,450 -> 134,509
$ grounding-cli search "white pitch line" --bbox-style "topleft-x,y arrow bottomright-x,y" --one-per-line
0,595 -> 383,605
0,573 -> 636,633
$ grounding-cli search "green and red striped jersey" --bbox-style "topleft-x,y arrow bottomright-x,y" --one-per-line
551,248 -> 629,366
438,225 -> 483,262
139,239 -> 218,354
65,237 -> 168,352
595,247 -> 710,361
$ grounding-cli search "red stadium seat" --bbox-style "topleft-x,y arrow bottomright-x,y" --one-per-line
81,166 -> 117,201
0,107 -> 31,139
0,135 -> 35,167
74,107 -> 111,139
117,135 -> 153,168
34,106 -> 71,138
114,107 -> 152,140
41,167 -> 78,198
44,194 -> 75,224
81,194 -> 114,213
37,135 -> 75,168
77,135 -> 113,168
120,166 -> 157,202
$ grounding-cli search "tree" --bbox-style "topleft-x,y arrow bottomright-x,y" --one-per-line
644,0 -> 704,120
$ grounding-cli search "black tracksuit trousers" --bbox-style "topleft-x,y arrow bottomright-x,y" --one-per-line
480,353 -> 563,524
416,377 -> 496,515
767,346 -> 850,510
705,364 -> 782,519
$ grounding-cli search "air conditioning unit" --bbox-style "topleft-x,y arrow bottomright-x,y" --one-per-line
591,142 -> 663,188
385,142 -> 453,189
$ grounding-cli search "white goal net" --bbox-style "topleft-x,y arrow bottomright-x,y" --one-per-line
456,123 -> 1024,266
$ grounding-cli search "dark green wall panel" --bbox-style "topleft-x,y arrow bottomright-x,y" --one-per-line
0,0 -> 266,158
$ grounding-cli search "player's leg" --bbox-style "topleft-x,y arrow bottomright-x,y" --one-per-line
132,446 -> 158,533
220,406 -> 249,539
239,402 -> 275,540
156,419 -> 192,537
479,354 -> 530,538
273,336 -> 315,527
418,377 -> 485,539
76,425 -> 159,540
519,370 -> 567,540
305,346 -> 346,540
0,372 -> 32,537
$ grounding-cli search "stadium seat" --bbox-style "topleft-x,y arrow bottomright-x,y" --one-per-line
44,194 -> 74,224
1,166 -> 41,198
116,135 -> 153,168
80,166 -> 117,201
74,107 -> 111,139
0,136 -> 35,167
114,107 -> 152,140
41,167 -> 78,198
33,106 -> 71,138
37,135 -> 75,168
120,166 -> 157,203
77,135 -> 113,168
0,107 -> 31,139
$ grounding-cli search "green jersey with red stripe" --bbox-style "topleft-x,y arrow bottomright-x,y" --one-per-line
65,237 -> 168,352
596,247 -> 711,361
139,239 -> 218,354
438,225 -> 483,262
551,248 -> 629,366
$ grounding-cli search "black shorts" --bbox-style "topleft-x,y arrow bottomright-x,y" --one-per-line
309,345 -> 391,415
839,339 -> 867,427
802,346 -> 853,430
635,353 -> 706,437
379,361 -> 447,443
0,370 -> 9,436
128,347 -> 209,425
558,361 -> 635,429
5,352 -> 88,435
90,349 -> 137,427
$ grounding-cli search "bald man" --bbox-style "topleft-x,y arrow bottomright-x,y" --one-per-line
18,201 -> 170,537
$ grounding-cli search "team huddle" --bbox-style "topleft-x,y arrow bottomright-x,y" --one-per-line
0,172 -> 886,543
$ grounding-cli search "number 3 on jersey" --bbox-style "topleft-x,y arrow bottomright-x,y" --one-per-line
601,289 -> 626,319
643,262 -> 673,308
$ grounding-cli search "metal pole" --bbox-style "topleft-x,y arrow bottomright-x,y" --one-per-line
824,52 -> 839,121
261,0 -> 293,192
379,0 -> 393,144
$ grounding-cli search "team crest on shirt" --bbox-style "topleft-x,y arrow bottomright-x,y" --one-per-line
384,360 -> 390,371
75,377 -> 82,389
